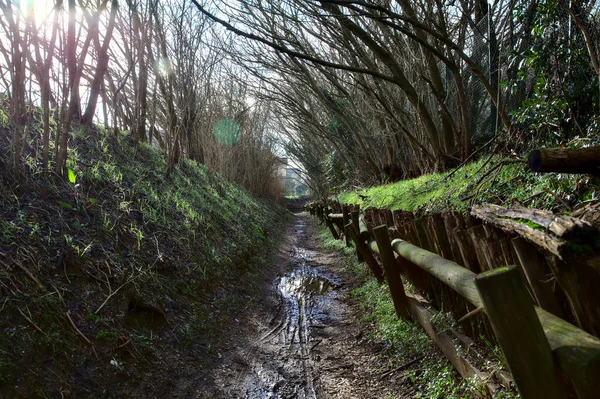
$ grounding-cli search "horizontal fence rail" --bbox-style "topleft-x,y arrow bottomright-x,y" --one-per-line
306,202 -> 600,399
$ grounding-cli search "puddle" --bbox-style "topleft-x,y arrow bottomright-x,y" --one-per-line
242,218 -> 339,399
279,271 -> 333,298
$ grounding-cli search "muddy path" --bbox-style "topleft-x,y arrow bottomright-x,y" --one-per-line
195,214 -> 409,398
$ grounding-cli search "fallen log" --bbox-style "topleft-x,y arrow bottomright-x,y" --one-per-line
470,203 -> 599,259
528,146 -> 600,174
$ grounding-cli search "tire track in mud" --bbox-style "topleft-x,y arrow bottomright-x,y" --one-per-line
241,217 -> 339,398
201,214 -> 411,399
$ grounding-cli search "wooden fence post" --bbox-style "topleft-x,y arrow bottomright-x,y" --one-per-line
345,221 -> 384,284
342,205 -> 351,247
475,265 -> 565,399
350,210 -> 364,262
373,225 -> 411,320
325,215 -> 340,240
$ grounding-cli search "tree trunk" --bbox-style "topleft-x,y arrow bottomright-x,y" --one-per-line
82,0 -> 118,125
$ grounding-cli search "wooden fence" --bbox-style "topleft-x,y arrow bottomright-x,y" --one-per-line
307,201 -> 600,399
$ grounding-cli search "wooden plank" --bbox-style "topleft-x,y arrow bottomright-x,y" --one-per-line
511,237 -> 564,318
544,255 -> 600,337
429,214 -> 455,261
441,212 -> 461,263
382,208 -> 394,227
475,266 -> 566,399
412,217 -> 435,252
467,225 -> 492,271
454,228 -> 481,273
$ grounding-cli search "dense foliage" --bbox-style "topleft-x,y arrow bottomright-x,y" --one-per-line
190,0 -> 600,195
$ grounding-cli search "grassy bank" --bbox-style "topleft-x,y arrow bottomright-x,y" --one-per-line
0,127 -> 287,397
338,156 -> 599,214
317,226 -> 518,399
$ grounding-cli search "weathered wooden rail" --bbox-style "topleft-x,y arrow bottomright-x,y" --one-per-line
307,201 -> 600,399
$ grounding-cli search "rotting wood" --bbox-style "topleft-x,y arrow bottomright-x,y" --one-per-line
471,203 -> 599,259
396,256 -> 429,294
392,210 -> 414,241
572,201 -> 600,230
511,237 -> 564,318
475,265 -> 566,399
429,214 -> 454,261
467,225 -> 492,271
412,217 -> 435,252
373,225 -> 411,320
382,208 -> 394,227
544,255 -> 600,337
480,240 -> 510,270
454,228 -> 482,273
528,146 -> 600,175
390,238 -> 600,397
441,212 -> 461,262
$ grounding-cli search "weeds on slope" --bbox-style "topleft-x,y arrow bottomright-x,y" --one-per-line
0,125 -> 287,396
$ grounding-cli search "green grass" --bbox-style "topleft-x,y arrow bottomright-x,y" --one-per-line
0,125 -> 288,397
337,156 -> 597,213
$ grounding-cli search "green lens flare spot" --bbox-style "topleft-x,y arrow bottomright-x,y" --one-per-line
213,119 -> 240,146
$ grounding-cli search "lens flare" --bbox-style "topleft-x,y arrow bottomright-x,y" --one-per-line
213,119 -> 241,146
154,57 -> 174,77
20,0 -> 54,24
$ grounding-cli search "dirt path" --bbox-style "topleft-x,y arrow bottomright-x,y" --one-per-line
195,214 -> 409,398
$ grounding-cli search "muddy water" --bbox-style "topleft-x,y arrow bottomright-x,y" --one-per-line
241,218 -> 339,399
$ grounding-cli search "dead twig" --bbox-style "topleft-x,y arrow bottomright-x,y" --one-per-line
458,306 -> 485,323
17,307 -> 48,337
95,280 -> 128,314
66,311 -> 92,345
115,338 -> 131,349
446,136 -> 496,181
374,354 -> 424,380
14,261 -> 45,291
0,297 -> 8,313
523,190 -> 549,204
66,310 -> 99,360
